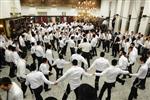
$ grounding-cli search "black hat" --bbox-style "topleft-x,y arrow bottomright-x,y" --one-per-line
0,77 -> 12,85
78,84 -> 97,100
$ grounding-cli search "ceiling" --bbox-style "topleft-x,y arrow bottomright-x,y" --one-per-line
20,0 -> 101,8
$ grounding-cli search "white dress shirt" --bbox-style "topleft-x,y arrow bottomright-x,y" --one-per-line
131,63 -> 148,79
71,54 -> 88,68
128,49 -> 137,65
56,66 -> 92,90
19,36 -> 25,47
67,39 -> 75,48
124,42 -> 130,54
146,57 -> 150,68
35,45 -> 45,57
30,36 -> 37,45
39,63 -> 50,75
59,40 -> 65,48
8,82 -> 23,100
95,65 -> 129,83
118,55 -> 129,70
0,35 -> 6,48
52,59 -> 70,69
43,35 -> 49,43
45,49 -> 54,65
25,71 -> 54,89
5,49 -> 12,63
91,38 -> 97,47
16,58 -> 26,78
11,51 -> 20,65
79,42 -> 91,52
31,45 -> 36,54
88,57 -> 110,71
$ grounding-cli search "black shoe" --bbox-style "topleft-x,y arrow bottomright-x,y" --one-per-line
122,80 -> 125,85
45,88 -> 51,92
138,86 -> 145,90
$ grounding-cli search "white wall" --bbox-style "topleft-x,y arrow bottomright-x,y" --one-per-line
21,6 -> 100,17
138,0 -> 150,34
99,0 -> 109,17
0,0 -> 21,18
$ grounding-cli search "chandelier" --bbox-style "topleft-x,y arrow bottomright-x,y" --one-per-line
76,0 -> 96,21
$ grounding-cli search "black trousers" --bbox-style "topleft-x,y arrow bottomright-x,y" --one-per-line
62,84 -> 79,100
0,48 -> 5,68
128,63 -> 134,74
128,78 -> 144,100
105,40 -> 110,52
92,47 -> 97,56
44,74 -> 49,90
81,52 -> 91,67
17,77 -> 27,96
50,40 -> 56,51
33,85 -> 43,100
99,82 -> 115,100
9,62 -> 16,78
70,47 -> 75,55
31,54 -> 36,64
95,70 -> 102,90
112,43 -> 119,57
56,68 -> 63,79
37,57 -> 43,70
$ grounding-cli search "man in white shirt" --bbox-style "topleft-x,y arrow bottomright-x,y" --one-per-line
39,58 -> 51,91
88,52 -> 110,90
16,53 -> 28,98
67,36 -> 75,55
10,46 -> 20,78
19,35 -> 27,57
91,34 -> 97,56
128,46 -> 137,75
146,51 -> 150,68
0,77 -> 23,100
45,44 -> 54,72
128,57 -> 148,100
95,59 -> 129,100
71,49 -> 88,69
49,32 -> 56,51
54,60 -> 92,100
5,45 -> 13,66
31,42 -> 36,64
52,54 -> 70,79
35,41 -> 45,69
79,38 -> 91,67
118,51 -> 129,79
25,63 -> 54,100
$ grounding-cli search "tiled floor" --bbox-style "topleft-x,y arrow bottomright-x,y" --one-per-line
0,47 -> 150,100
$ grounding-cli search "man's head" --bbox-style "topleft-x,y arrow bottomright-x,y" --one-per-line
100,52 -> 105,57
72,59 -> 78,66
0,77 -> 12,91
139,56 -> 146,64
111,59 -> 118,66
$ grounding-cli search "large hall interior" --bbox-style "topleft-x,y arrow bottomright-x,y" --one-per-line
0,0 -> 150,100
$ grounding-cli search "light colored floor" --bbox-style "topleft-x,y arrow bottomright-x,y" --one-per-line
0,47 -> 150,100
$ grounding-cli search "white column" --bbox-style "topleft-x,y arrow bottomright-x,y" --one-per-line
108,0 -> 117,29
100,0 -> 109,17
114,0 -> 123,33
120,0 -> 131,34
129,0 -> 143,33
0,0 -> 11,18
138,0 -> 150,34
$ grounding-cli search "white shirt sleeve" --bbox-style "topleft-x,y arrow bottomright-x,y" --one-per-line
40,73 -> 54,85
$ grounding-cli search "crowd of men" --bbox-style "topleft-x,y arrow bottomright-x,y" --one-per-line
0,21 -> 150,100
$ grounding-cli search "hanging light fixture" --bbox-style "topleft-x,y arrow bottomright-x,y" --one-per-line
76,0 -> 96,21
